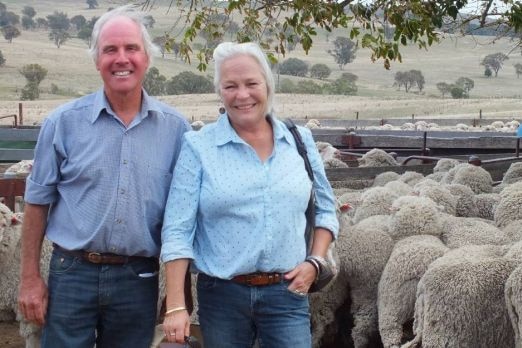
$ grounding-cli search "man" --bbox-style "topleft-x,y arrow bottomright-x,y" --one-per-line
17,6 -> 190,348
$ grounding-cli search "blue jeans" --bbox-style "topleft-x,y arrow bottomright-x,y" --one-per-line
197,273 -> 311,348
41,248 -> 159,348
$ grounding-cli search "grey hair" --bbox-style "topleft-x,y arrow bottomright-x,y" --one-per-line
213,42 -> 275,116
88,5 -> 159,65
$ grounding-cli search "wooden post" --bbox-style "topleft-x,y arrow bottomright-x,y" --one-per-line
355,111 -> 359,120
18,102 -> 23,126
479,109 -> 482,119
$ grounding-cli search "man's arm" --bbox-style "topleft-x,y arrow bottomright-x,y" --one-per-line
18,202 -> 50,326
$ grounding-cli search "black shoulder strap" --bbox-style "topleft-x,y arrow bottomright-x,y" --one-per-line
283,119 -> 314,182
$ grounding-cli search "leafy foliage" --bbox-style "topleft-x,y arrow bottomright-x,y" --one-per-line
21,82 -> 39,100
20,64 -> 47,100
279,58 -> 308,77
1,25 -> 20,43
515,63 -> 522,78
310,64 -> 331,80
71,15 -> 87,31
481,52 -> 509,77
49,29 -> 70,48
22,6 -> 36,18
143,67 -> 167,96
328,36 -> 357,70
394,70 -> 425,93
455,77 -> 474,96
141,0 -> 522,71
436,82 -> 451,98
22,16 -> 36,30
86,0 -> 98,10
326,72 -> 358,95
450,85 -> 465,99
0,49 -> 5,66
165,71 -> 213,95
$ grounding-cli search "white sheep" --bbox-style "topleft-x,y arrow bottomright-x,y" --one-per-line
443,163 -> 493,194
432,158 -> 460,173
474,192 -> 500,220
353,186 -> 399,223
377,235 -> 448,348
344,215 -> 395,348
190,120 -> 205,130
388,196 -> 444,241
502,161 -> 522,185
502,220 -> 522,243
358,149 -> 399,167
494,188 -> 522,228
4,160 -> 34,176
372,171 -> 401,187
505,263 -> 522,348
440,215 -> 511,249
397,171 -> 424,187
443,183 -> 479,217
0,204 -> 52,348
414,184 -> 457,216
404,245 -> 517,348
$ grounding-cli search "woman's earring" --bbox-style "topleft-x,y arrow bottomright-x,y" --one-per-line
219,107 -> 225,114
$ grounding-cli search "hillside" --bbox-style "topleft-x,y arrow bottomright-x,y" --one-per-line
0,0 -> 521,122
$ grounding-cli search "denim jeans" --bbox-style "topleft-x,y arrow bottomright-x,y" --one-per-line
197,273 -> 312,348
41,248 -> 159,348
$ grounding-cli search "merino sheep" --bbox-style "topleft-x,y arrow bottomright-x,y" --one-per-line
378,235 -> 448,348
353,187 -> 399,223
344,215 -> 395,348
398,171 -> 424,187
494,188 -> 522,227
502,220 -> 522,243
0,204 -> 52,348
388,196 -> 444,241
440,215 -> 511,248
404,245 -> 517,348
372,171 -> 401,187
414,184 -> 457,216
190,120 -> 205,130
358,149 -> 399,167
433,158 -> 460,173
474,192 -> 500,220
4,160 -> 33,176
503,161 -> 522,185
444,163 -> 493,194
443,183 -> 479,217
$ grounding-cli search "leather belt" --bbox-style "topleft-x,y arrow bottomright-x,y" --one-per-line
231,272 -> 284,286
53,244 -> 156,265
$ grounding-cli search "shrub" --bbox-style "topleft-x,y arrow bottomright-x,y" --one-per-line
165,71 -> 213,95
278,78 -> 296,93
0,50 -> 5,66
279,58 -> 308,77
21,82 -> 39,100
484,66 -> 492,77
450,86 -> 465,99
50,83 -> 59,94
310,63 -> 331,80
295,80 -> 323,94
326,72 -> 358,95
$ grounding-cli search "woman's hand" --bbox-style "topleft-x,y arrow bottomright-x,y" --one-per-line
163,310 -> 190,344
284,261 -> 317,295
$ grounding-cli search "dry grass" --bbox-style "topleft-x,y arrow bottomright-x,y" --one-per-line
0,0 -> 521,124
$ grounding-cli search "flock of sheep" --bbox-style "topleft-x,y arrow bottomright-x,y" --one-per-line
308,149 -> 522,348
2,132 -> 522,348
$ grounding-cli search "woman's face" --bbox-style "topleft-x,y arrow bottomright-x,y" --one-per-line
219,54 -> 268,129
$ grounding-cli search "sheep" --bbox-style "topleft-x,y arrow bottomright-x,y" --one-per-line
439,215 -> 511,248
414,184 -> 457,216
474,192 -> 500,220
502,161 -> 522,185
505,263 -> 522,348
443,183 -> 479,217
384,180 -> 413,197
502,220 -> 522,243
432,158 -> 460,173
377,235 -> 448,348
397,171 -> 424,187
190,120 -> 205,130
494,188 -> 522,227
0,204 -> 52,348
372,171 -> 401,187
344,215 -> 395,348
4,160 -> 33,177
353,186 -> 399,223
358,148 -> 399,167
305,119 -> 321,129
443,163 -> 493,194
404,245 -> 517,348
323,157 -> 349,169
388,196 -> 444,241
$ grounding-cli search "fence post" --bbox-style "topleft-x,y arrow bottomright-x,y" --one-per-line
18,102 -> 23,126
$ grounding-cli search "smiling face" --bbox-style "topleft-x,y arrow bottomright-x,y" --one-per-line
219,54 -> 268,130
95,16 -> 149,100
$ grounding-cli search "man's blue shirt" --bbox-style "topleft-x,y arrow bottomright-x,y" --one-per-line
25,89 -> 190,257
161,114 -> 339,278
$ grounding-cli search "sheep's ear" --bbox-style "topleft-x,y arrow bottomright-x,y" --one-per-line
11,215 -> 20,225
339,203 -> 351,212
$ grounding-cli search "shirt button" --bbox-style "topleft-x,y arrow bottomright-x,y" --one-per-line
120,189 -> 125,194
111,247 -> 116,251
123,160 -> 128,164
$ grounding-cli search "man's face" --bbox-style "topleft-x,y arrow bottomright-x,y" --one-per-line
95,16 -> 149,98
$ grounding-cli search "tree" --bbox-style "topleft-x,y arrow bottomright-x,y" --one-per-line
22,16 -> 36,30
86,0 -> 98,9
409,70 -> 425,92
310,64 -> 331,80
144,15 -> 155,29
484,66 -> 492,77
1,25 -> 20,43
78,16 -> 97,47
328,36 -> 357,70
394,70 -> 424,92
450,86 -> 465,99
326,72 -> 358,95
20,63 -> 47,85
436,82 -> 451,98
70,15 -> 87,31
279,58 -> 308,77
165,71 -> 213,95
455,77 -> 474,97
49,29 -> 70,48
0,11 -> 19,27
36,17 -> 48,29
481,52 -> 509,77
22,6 -> 36,18
19,63 -> 47,100
0,50 -> 5,66
141,0 -> 522,71
143,67 -> 166,96
514,63 -> 522,78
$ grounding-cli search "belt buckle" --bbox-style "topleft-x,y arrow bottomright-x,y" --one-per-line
87,252 -> 102,264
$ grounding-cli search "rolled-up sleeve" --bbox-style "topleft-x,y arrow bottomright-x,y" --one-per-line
300,126 -> 339,239
24,118 -> 61,205
161,134 -> 201,262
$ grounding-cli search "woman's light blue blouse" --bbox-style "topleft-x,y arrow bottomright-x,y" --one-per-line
161,114 -> 339,279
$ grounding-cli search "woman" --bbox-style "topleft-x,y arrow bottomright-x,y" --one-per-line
161,42 -> 339,348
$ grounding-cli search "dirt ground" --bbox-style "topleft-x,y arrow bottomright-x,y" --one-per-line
0,322 -> 24,348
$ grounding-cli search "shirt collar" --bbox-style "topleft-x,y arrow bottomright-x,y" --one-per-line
89,88 -> 165,124
214,113 -> 292,146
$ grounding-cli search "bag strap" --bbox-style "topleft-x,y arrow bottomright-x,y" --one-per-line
283,119 -> 314,182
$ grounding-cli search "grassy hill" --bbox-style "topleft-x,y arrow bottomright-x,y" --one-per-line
0,0 -> 521,121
